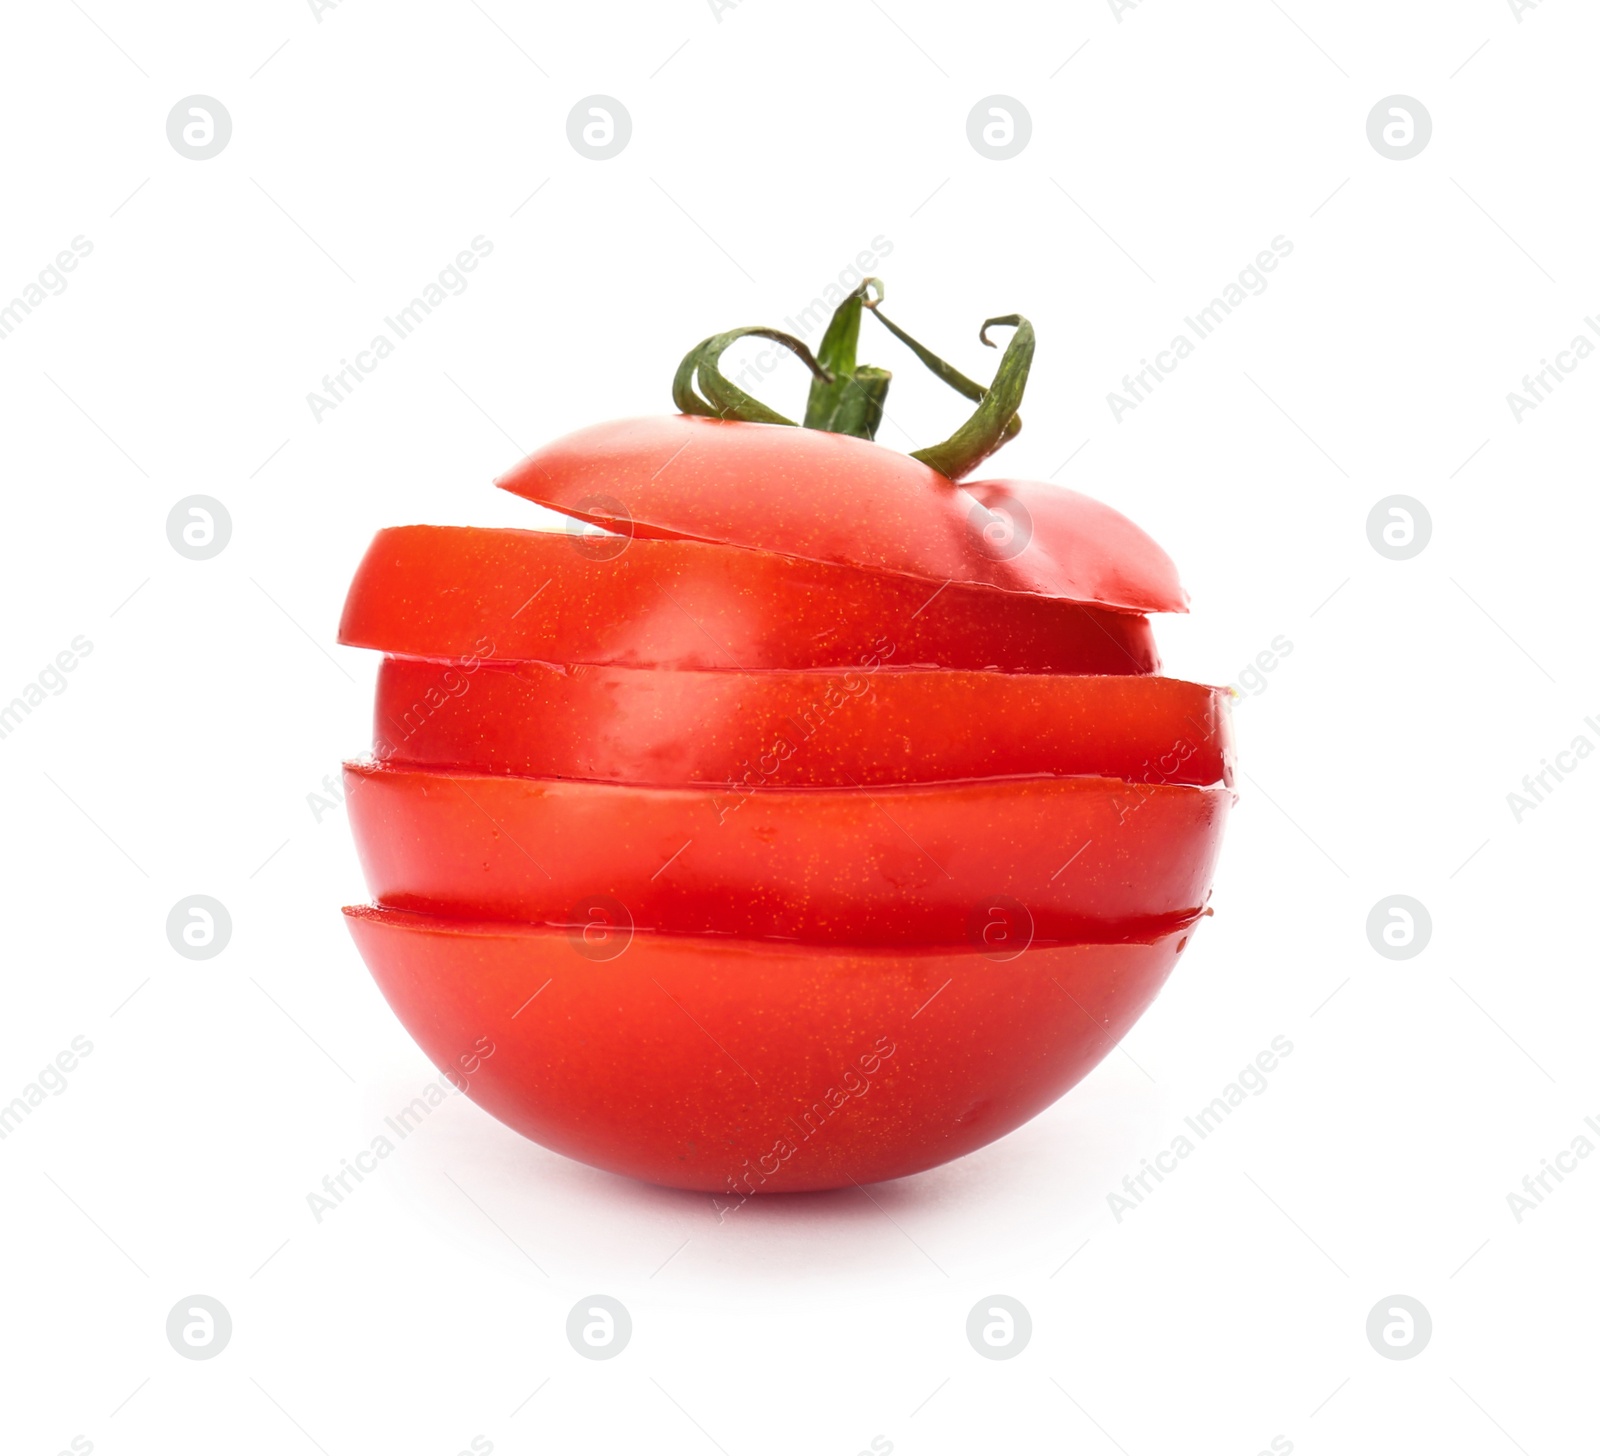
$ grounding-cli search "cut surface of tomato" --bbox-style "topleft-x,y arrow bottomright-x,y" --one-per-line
373,658 -> 1234,789
344,761 -> 1230,945
344,904 -> 1201,1192
338,524 -> 1159,673
495,416 -> 1187,612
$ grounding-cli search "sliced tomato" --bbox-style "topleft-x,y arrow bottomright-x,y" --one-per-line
372,658 -> 1234,789
495,416 -> 1187,612
345,762 -> 1230,945
344,904 -> 1200,1192
966,479 -> 1191,616
338,524 -> 1158,674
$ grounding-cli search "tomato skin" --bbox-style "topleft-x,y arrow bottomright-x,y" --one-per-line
495,416 -> 1187,612
374,658 -> 1234,789
968,479 -> 1192,615
345,762 -> 1230,945
339,525 -> 1159,673
344,905 -> 1200,1192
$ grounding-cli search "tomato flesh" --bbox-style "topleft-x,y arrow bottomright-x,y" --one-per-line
495,416 -> 1187,612
339,525 -> 1158,674
373,658 -> 1234,789
345,904 -> 1201,1192
345,761 -> 1230,945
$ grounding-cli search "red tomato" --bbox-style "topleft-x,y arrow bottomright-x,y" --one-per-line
339,289 -> 1236,1193
344,904 -> 1202,1192
495,416 -> 1187,612
339,525 -> 1159,674
345,761 -> 1230,944
373,658 -> 1234,789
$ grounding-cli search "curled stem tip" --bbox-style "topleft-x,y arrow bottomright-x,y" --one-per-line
908,314 -> 1033,481
673,327 -> 833,427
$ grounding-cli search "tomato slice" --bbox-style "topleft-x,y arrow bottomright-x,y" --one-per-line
338,525 -> 1158,674
344,903 -> 1201,1192
345,761 -> 1229,945
373,658 -> 1235,789
495,416 -> 1188,612
966,478 -> 1191,616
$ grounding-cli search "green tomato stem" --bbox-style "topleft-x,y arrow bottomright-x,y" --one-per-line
669,283 -> 1032,478
672,327 -> 833,426
905,315 -> 1033,480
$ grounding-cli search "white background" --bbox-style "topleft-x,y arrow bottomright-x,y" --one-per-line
2,1 -> 1596,1452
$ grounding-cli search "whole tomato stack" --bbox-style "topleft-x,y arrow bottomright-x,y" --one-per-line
339,284 -> 1235,1196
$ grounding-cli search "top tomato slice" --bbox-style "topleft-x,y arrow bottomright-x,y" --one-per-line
339,525 -> 1158,674
495,416 -> 1188,613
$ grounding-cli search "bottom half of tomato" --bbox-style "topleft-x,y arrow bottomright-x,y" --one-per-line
344,904 -> 1202,1193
